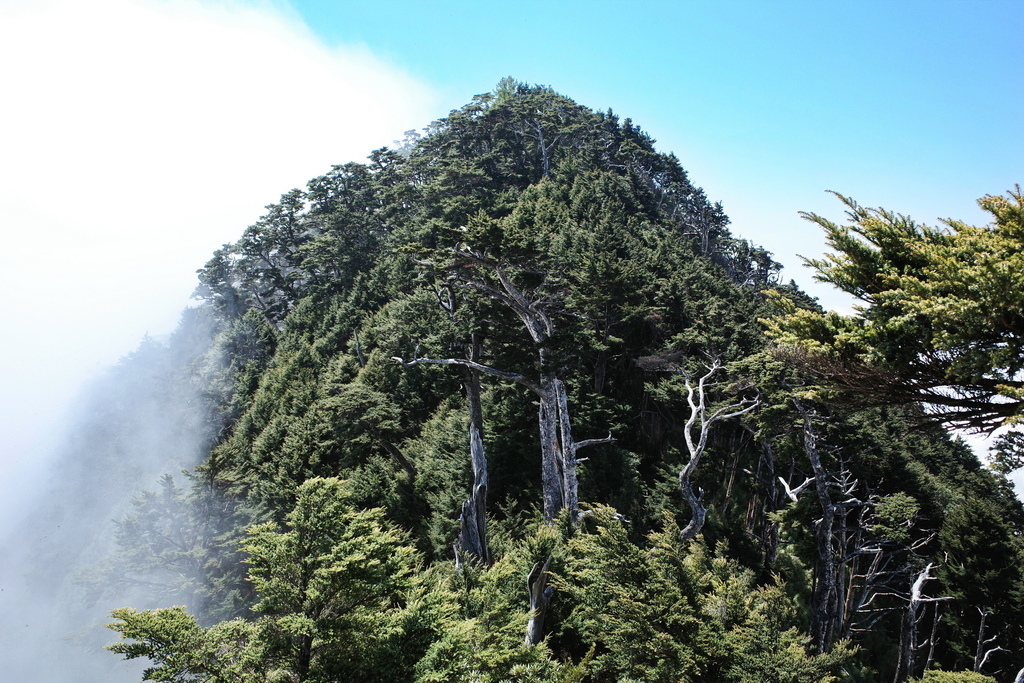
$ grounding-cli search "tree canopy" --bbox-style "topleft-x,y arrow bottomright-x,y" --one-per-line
769,187 -> 1024,433
69,82 -> 1024,682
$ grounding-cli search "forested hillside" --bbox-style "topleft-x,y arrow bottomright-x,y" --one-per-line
98,81 -> 1023,682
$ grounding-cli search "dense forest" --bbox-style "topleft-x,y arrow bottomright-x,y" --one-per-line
30,81 -> 1024,682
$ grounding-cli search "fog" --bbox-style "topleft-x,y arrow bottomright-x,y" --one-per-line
0,315 -> 220,680
0,0 -> 436,678
0,0 -> 435,496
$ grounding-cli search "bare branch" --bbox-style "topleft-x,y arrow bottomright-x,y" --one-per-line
576,433 -> 616,450
392,355 -> 542,395
778,475 -> 816,503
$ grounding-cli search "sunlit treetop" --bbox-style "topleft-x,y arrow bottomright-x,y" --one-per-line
768,186 -> 1024,434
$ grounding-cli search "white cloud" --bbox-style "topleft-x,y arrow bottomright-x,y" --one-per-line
0,0 -> 437,496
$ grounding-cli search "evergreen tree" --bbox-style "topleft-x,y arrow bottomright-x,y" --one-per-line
94,82 -> 1024,682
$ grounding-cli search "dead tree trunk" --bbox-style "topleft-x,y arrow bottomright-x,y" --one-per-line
793,397 -> 840,654
537,369 -> 565,518
923,602 -> 941,673
894,563 -> 932,683
973,607 -> 1007,675
458,361 -> 490,565
393,278 -> 491,565
407,244 -> 615,648
394,355 -> 534,557
395,350 -> 611,525
670,360 -> 758,542
525,556 -> 554,645
747,430 -> 785,565
893,563 -> 954,683
427,246 -> 613,523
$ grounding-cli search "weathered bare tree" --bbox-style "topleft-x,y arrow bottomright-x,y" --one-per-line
524,556 -> 554,645
840,521 -> 930,640
890,563 -> 956,683
792,396 -> 844,654
398,243 -> 617,647
774,457 -> 892,650
894,563 -> 933,683
394,284 -> 492,564
788,397 -> 949,671
973,607 -> 1008,676
404,244 -> 613,524
459,343 -> 490,565
677,361 -> 759,541
639,355 -> 759,541
741,428 -> 785,564
397,348 -> 568,646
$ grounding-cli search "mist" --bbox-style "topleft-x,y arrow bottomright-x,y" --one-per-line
0,312 -> 220,681
0,0 -> 436,678
0,0 -> 436,494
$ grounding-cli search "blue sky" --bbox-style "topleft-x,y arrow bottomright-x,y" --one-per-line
0,0 -> 1021,499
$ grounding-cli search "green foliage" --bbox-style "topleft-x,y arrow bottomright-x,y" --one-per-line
991,429 -> 1024,475
241,477 -> 420,681
106,607 -> 265,682
725,583 -> 854,683
768,187 -> 1024,433
910,671 -> 997,683
553,507 -> 850,682
873,492 -> 920,545
107,478 -> 428,682
411,521 -> 582,683
557,508 -> 706,681
103,82 -> 1024,683
103,474 -> 209,608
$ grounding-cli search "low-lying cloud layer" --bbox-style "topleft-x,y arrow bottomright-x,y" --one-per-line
0,1 -> 438,677
0,0 -> 438,503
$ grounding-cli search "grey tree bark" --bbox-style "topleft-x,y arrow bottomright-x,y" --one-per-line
414,245 -> 613,524
793,397 -> 840,655
670,360 -> 758,542
894,563 -> 933,683
458,361 -> 490,565
973,607 -> 1007,676
525,556 -> 554,645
